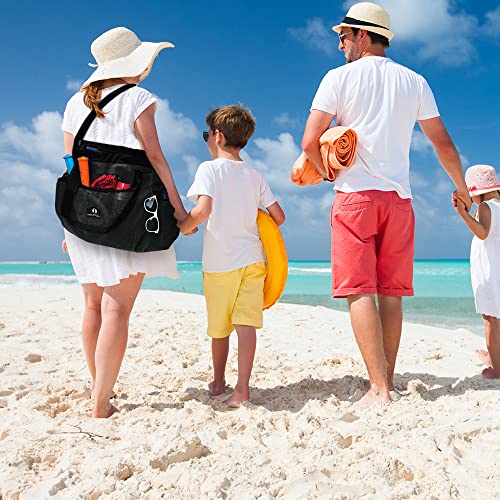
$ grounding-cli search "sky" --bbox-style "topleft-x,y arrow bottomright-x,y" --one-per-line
1,0 -> 499,262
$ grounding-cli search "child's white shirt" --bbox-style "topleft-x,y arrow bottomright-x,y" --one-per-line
470,199 -> 500,318
187,158 -> 276,273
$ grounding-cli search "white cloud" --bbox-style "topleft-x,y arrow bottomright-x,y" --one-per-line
272,113 -> 300,128
288,18 -> 336,56
153,97 -> 198,156
0,112 -> 63,171
411,129 -> 433,154
483,6 -> 500,37
242,132 -> 302,192
66,79 -> 82,92
182,154 -> 201,181
290,0 -> 480,66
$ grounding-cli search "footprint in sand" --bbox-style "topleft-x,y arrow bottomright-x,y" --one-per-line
25,353 -> 42,363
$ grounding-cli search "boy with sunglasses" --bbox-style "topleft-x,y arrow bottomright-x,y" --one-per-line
179,105 -> 285,406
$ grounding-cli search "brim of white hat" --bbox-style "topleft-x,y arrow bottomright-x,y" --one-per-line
332,23 -> 394,41
468,185 -> 500,196
80,41 -> 174,91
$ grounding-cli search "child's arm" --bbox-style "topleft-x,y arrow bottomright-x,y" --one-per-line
455,199 -> 491,240
266,201 -> 285,226
178,195 -> 213,235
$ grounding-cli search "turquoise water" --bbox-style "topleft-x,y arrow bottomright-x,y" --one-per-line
0,260 -> 482,334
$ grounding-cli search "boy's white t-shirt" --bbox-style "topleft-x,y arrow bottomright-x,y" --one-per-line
311,57 -> 440,199
187,158 -> 276,273
62,84 -> 156,149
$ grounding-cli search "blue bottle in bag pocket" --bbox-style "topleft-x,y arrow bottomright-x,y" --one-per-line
63,154 -> 74,173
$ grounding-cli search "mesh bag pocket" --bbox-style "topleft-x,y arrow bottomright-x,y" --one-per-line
72,185 -> 136,232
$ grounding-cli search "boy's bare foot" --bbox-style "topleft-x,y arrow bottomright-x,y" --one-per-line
207,375 -> 226,397
351,388 -> 391,410
91,403 -> 119,419
475,349 -> 492,366
481,366 -> 498,379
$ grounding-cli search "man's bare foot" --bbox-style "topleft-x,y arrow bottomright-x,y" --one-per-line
351,387 -> 391,410
475,349 -> 492,366
223,389 -> 250,408
207,375 -> 226,397
481,366 -> 498,379
91,403 -> 119,418
389,388 -> 404,401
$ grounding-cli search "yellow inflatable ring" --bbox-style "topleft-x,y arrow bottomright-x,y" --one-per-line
257,209 -> 288,310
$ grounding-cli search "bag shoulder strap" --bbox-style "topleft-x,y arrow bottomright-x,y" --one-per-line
73,83 -> 136,145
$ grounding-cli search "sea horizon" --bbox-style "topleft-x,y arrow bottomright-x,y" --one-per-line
0,259 -> 480,335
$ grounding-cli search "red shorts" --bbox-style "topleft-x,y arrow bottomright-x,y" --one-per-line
330,190 -> 415,298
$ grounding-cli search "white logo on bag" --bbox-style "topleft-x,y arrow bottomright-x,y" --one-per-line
86,207 -> 101,218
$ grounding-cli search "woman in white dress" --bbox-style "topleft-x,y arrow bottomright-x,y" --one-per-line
61,27 -> 193,417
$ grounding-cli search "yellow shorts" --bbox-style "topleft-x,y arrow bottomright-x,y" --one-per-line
203,262 -> 266,338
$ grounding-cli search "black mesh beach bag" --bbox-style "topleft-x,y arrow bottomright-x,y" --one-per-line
55,84 -> 179,252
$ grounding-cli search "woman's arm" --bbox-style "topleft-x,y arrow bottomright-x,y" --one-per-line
64,132 -> 74,155
134,103 -> 188,222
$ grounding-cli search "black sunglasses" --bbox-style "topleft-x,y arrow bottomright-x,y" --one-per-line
202,131 -> 209,142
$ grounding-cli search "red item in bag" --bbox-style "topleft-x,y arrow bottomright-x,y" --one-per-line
90,175 -> 132,190
91,174 -> 117,189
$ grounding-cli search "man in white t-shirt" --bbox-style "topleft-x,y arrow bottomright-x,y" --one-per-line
301,2 -> 471,407
179,105 -> 285,406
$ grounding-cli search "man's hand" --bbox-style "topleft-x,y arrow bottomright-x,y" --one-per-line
61,239 -> 68,253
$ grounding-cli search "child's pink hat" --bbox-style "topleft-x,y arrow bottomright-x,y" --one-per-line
465,164 -> 500,196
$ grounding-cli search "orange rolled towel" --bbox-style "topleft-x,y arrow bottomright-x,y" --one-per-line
291,126 -> 358,186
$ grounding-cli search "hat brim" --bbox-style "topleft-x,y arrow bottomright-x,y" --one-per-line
80,41 -> 174,91
332,23 -> 394,41
468,185 -> 500,196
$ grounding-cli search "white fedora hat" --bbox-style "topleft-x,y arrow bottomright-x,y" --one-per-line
80,27 -> 174,91
332,2 -> 394,41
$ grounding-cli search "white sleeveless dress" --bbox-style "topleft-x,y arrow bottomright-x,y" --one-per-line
61,85 -> 178,287
470,199 -> 500,318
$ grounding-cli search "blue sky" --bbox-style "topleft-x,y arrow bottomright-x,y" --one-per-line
1,0 -> 499,261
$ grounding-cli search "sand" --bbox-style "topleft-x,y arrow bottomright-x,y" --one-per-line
0,288 -> 499,499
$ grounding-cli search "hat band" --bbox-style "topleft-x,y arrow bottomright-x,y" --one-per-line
342,16 -> 389,31
468,184 -> 500,192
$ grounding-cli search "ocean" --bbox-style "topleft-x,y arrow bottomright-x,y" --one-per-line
0,260 -> 482,335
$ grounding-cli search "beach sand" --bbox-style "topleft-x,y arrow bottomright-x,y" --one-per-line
0,288 -> 499,499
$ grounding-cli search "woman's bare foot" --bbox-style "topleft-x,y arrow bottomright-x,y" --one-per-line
91,403 -> 119,418
475,349 -> 492,366
89,384 -> 117,400
351,387 -> 391,410
481,366 -> 499,379
208,375 -> 226,397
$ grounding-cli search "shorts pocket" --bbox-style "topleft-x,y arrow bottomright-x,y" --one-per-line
339,194 -> 374,211
396,199 -> 412,212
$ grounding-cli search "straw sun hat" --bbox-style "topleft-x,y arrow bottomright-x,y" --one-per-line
465,165 -> 500,196
80,27 -> 174,91
332,2 -> 394,41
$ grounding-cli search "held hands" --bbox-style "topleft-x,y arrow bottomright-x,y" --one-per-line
177,219 -> 198,236
61,240 -> 68,253
451,189 -> 472,212
452,193 -> 468,216
175,210 -> 198,237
